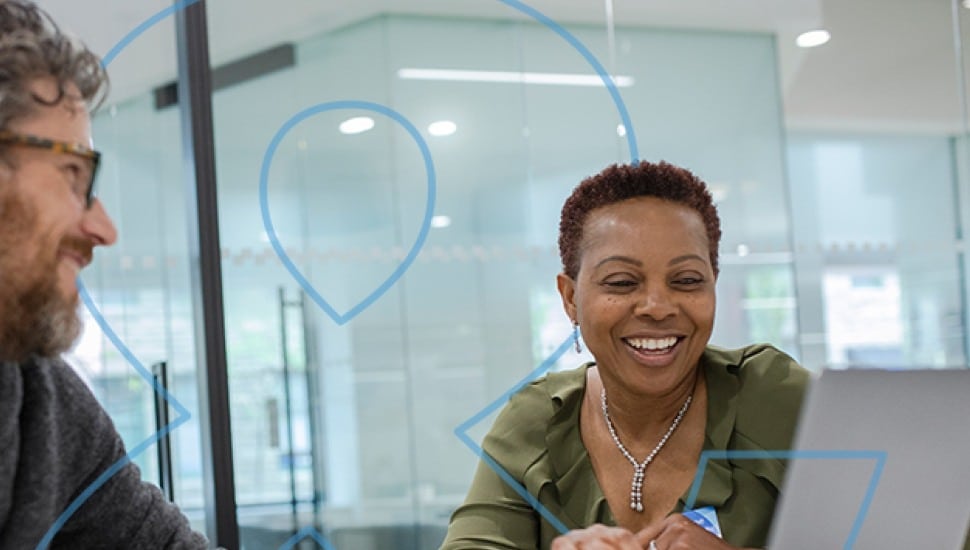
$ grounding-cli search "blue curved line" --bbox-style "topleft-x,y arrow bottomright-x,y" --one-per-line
259,100 -> 436,325
278,526 -> 337,550
101,0 -> 201,67
498,0 -> 639,163
76,284 -> 191,419
37,284 -> 192,549
455,335 -> 573,436
685,449 -> 888,550
455,433 -> 570,535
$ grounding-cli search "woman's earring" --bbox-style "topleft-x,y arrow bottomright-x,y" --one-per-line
572,321 -> 582,353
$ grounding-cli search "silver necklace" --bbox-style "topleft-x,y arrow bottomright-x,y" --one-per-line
600,388 -> 692,512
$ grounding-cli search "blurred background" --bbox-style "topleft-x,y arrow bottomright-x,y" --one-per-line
39,0 -> 970,547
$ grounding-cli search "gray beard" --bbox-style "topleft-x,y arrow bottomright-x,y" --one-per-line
0,190 -> 82,363
0,272 -> 81,362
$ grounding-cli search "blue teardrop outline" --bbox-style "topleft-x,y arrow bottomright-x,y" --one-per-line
259,101 -> 437,325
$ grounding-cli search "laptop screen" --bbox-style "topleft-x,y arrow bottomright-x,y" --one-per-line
767,368 -> 970,549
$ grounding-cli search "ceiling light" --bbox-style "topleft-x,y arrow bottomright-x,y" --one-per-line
616,124 -> 626,137
709,184 -> 728,203
428,120 -> 457,137
431,215 -> 452,228
796,30 -> 830,48
963,0 -> 970,8
398,68 -> 634,88
339,116 -> 375,135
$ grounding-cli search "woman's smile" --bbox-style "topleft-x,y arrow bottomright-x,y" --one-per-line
622,335 -> 684,366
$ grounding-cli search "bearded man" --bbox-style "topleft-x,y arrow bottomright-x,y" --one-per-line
0,1 -> 208,547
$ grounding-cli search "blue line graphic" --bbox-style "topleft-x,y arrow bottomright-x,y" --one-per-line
39,284 -> 193,548
498,0 -> 639,163
452,0 -> 640,538
684,449 -> 888,550
259,101 -> 437,325
278,526 -> 337,550
453,336 -> 574,534
102,0 -> 201,67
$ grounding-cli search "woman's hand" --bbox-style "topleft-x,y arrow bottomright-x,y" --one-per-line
551,524 -> 653,549
636,514 -> 752,550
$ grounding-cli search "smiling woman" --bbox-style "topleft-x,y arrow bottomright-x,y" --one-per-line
441,161 -> 811,550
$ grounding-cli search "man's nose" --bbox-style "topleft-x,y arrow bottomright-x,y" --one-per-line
80,198 -> 118,246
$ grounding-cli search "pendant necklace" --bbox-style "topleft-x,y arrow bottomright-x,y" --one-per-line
600,388 -> 692,512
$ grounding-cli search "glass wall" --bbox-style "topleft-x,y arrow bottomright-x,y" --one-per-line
44,0 -> 970,548
208,12 -> 792,548
784,0 -> 970,371
787,133 -> 964,369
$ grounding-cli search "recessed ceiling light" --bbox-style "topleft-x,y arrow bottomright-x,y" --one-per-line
796,30 -> 831,48
339,116 -> 375,135
428,120 -> 457,137
398,68 -> 634,88
616,124 -> 626,137
431,215 -> 452,228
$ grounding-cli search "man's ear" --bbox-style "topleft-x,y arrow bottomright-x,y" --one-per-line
556,272 -> 578,322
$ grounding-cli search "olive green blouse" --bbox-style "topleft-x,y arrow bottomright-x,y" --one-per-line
441,344 -> 811,549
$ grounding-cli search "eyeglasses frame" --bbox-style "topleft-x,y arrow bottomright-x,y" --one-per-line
0,130 -> 101,208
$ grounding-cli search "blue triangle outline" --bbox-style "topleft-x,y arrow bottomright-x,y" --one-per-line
686,449 -> 888,550
277,526 -> 337,550
36,283 -> 193,548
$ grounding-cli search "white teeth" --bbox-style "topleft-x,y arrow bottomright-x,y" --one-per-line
626,336 -> 678,351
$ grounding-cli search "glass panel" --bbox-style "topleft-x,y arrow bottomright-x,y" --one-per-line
787,132 -> 964,369
208,7 -> 790,548
609,26 -> 796,355
956,1 -> 970,367
779,0 -> 970,371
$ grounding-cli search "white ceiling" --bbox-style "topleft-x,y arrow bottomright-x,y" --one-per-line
36,0 -> 970,134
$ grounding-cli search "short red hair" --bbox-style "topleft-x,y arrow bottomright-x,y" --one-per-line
558,161 -> 721,279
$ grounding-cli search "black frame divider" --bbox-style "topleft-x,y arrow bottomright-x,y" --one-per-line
174,1 -> 240,547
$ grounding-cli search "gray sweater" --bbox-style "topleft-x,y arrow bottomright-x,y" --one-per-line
0,356 -> 208,549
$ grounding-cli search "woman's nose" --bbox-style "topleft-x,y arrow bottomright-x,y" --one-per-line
634,284 -> 676,320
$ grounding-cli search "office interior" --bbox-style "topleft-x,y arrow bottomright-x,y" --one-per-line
41,0 -> 970,548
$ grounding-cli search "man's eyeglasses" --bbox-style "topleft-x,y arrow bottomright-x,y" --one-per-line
0,130 -> 101,208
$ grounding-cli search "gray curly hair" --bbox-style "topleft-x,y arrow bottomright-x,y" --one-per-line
0,0 -> 107,131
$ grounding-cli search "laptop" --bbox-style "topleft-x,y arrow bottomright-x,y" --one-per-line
767,368 -> 970,549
